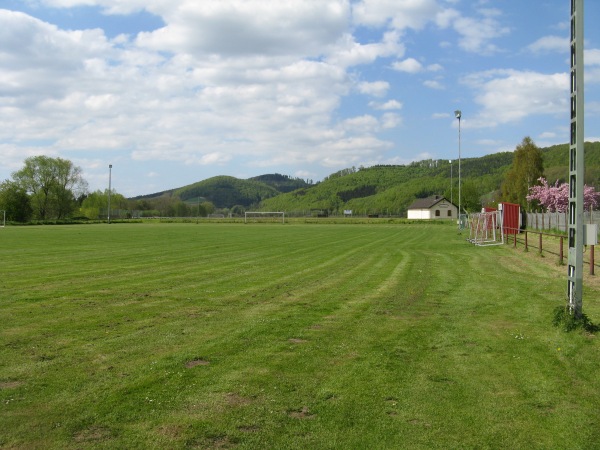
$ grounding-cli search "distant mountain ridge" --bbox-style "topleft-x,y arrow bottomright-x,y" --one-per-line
130,173 -> 311,208
130,142 -> 600,214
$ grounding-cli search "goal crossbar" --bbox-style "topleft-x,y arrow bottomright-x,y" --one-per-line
244,211 -> 285,224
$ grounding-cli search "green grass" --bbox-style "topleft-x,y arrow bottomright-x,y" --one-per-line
1,223 -> 599,449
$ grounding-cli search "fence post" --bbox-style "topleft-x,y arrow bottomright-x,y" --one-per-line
514,231 -> 517,248
524,231 -> 528,251
539,233 -> 543,255
559,237 -> 564,265
591,245 -> 595,276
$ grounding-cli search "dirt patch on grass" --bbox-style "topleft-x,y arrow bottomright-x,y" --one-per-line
225,392 -> 252,407
0,381 -> 23,389
289,338 -> 307,344
288,406 -> 315,419
185,359 -> 210,368
157,424 -> 187,439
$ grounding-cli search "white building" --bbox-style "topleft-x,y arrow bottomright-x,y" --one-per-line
407,195 -> 458,220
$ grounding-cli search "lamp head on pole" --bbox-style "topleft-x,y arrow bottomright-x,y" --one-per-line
454,110 -> 461,120
109,164 -> 112,169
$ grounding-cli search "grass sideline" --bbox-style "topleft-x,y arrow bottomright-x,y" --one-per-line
1,222 -> 599,448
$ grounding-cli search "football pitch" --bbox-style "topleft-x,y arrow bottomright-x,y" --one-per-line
1,222 -> 599,448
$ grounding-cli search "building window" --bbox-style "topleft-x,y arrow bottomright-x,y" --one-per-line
448,210 -> 452,217
435,210 -> 440,217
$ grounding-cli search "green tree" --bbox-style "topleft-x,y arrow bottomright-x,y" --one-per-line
460,179 -> 482,213
201,201 -> 215,215
501,137 -> 544,209
174,201 -> 191,217
230,205 -> 246,216
81,190 -> 127,219
12,156 -> 88,220
0,180 -> 33,222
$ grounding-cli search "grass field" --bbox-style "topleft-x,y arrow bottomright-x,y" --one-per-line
1,222 -> 599,449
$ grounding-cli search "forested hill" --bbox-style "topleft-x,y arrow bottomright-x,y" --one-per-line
129,142 -> 599,213
259,141 -> 600,215
130,174 -> 311,208
248,174 -> 311,193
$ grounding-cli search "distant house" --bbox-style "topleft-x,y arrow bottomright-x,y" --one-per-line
407,195 -> 458,220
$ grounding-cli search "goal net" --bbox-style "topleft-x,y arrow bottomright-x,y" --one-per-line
244,211 -> 285,224
467,211 -> 504,246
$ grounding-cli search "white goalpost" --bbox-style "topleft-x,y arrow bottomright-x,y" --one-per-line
467,210 -> 504,246
244,211 -> 285,224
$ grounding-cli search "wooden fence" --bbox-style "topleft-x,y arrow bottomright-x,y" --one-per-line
506,228 -> 597,275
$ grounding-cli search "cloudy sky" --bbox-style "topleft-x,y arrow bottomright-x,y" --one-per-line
1,0 -> 599,196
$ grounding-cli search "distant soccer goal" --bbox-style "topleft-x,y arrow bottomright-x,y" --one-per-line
0,210 -> 5,228
467,211 -> 504,246
244,211 -> 285,224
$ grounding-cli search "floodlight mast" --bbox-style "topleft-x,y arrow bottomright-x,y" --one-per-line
108,164 -> 112,224
454,110 -> 462,228
449,160 -> 453,208
567,0 -> 584,318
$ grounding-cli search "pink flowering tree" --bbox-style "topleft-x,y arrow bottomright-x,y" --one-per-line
527,177 -> 599,213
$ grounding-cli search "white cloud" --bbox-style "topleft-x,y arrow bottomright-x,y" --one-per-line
423,80 -> 444,89
452,14 -> 509,54
357,80 -> 390,97
342,115 -> 380,133
381,112 -> 401,128
392,58 -> 423,73
135,0 -> 350,58
527,35 -> 568,54
326,30 -> 404,68
586,49 -> 600,65
0,9 -> 112,103
370,100 -> 403,110
2,4 -> 406,188
352,0 -> 439,30
464,69 -> 568,127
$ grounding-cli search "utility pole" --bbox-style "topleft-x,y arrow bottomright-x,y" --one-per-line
567,0 -> 584,317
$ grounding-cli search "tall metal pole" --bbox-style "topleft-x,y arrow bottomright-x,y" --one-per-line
454,110 -> 462,228
449,159 -> 453,208
567,0 -> 584,317
108,164 -> 112,224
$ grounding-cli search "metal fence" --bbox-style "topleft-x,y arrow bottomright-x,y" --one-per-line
526,211 -> 600,232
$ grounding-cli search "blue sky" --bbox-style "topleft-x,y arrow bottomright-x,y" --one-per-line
1,0 -> 599,197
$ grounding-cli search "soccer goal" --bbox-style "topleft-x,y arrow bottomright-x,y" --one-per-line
244,211 -> 285,224
0,210 -> 5,228
467,210 -> 504,246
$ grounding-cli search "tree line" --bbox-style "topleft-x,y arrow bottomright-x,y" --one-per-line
0,156 -> 219,222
